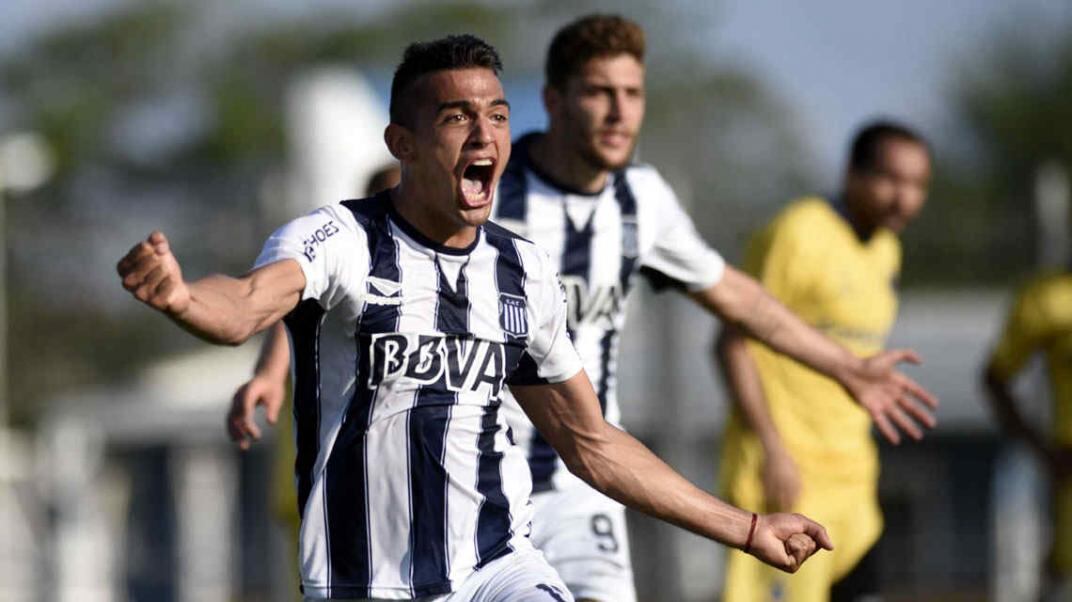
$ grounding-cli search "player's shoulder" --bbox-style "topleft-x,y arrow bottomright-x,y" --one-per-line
757,196 -> 834,246
484,220 -> 556,275
483,219 -> 533,246
775,196 -> 838,229
620,161 -> 674,198
1018,270 -> 1072,316
339,191 -> 391,226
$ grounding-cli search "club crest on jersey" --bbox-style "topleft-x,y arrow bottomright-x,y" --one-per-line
499,293 -> 528,338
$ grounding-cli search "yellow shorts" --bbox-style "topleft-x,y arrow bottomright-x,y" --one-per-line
721,443 -> 882,602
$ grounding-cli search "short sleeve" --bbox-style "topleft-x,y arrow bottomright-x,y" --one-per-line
989,284 -> 1050,379
507,249 -> 583,386
254,204 -> 366,310
636,172 -> 725,292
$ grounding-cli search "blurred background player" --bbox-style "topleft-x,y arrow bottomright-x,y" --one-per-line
493,17 -> 937,602
228,163 -> 400,571
983,267 -> 1072,601
716,120 -> 932,602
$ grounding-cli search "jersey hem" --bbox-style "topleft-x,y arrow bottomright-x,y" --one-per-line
300,581 -> 453,600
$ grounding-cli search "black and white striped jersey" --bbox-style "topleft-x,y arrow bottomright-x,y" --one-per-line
494,133 -> 726,493
254,192 -> 582,599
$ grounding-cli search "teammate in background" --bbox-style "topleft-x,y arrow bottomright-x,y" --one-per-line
716,121 -> 933,602
983,269 -> 1072,600
490,17 -> 936,602
118,34 -> 833,601
228,163 -> 401,553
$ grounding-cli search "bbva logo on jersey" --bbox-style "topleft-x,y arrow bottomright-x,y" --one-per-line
368,333 -> 506,396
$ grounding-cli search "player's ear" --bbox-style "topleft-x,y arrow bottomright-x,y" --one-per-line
384,123 -> 415,162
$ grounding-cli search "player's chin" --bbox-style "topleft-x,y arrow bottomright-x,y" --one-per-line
457,202 -> 493,228
589,145 -> 633,171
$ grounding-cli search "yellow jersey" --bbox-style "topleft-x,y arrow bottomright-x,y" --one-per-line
723,197 -> 901,484
989,271 -> 1072,446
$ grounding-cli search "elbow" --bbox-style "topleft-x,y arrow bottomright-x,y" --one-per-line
559,431 -> 614,491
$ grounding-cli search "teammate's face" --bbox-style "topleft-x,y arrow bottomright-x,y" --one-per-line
551,54 -> 645,171
396,68 -> 511,230
847,138 -> 931,234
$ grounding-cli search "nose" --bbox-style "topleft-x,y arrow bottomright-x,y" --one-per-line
468,115 -> 494,147
607,90 -> 624,123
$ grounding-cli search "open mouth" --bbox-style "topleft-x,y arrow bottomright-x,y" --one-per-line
460,158 -> 495,207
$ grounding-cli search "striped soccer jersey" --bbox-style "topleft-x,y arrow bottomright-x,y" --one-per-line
255,192 -> 583,599
494,133 -> 726,493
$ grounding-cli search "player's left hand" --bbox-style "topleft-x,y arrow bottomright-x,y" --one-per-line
227,373 -> 285,451
748,512 -> 834,573
843,349 -> 939,444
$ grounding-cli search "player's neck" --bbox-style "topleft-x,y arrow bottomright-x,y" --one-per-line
390,183 -> 478,250
840,194 -> 878,242
529,131 -> 610,195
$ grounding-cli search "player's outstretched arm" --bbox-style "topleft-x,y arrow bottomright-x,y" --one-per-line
511,371 -> 833,572
691,265 -> 938,444
716,325 -> 801,511
228,322 -> 290,450
117,231 -> 304,346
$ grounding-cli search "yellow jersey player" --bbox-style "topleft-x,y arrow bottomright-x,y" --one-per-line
717,121 -> 932,602
984,270 -> 1072,600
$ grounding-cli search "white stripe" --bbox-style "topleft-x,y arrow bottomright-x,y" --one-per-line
366,391 -> 419,589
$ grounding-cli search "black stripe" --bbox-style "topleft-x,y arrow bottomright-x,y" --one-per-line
475,401 -> 514,567
613,170 -> 639,296
283,299 -> 325,521
323,195 -> 399,594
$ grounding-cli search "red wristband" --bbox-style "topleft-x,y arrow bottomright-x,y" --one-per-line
743,512 -> 758,553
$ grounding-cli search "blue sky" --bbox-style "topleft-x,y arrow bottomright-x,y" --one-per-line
4,0 -> 1070,179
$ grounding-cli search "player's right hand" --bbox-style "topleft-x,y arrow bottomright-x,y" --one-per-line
117,231 -> 190,317
762,448 -> 802,512
228,374 -> 285,451
748,512 -> 833,573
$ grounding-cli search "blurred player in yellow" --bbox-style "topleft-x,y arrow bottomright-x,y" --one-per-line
228,163 -> 400,553
983,269 -> 1072,600
717,121 -> 932,602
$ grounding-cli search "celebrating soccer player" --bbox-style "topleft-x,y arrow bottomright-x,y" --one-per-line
119,34 -> 833,601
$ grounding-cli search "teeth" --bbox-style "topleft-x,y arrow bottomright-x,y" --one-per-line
472,159 -> 493,166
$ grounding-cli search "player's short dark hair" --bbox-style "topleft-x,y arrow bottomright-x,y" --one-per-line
848,120 -> 930,173
389,34 -> 503,126
545,14 -> 645,90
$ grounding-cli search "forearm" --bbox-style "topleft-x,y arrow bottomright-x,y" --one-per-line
563,423 -> 754,549
983,365 -> 1048,455
173,274 -> 295,346
254,322 -> 291,380
694,268 -> 860,384
716,326 -> 787,455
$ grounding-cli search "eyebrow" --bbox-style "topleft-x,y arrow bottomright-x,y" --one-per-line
435,98 -> 511,113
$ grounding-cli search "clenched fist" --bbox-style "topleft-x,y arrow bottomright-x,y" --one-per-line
117,231 -> 190,316
748,512 -> 834,573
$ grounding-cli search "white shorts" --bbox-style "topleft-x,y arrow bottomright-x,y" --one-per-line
529,483 -> 637,602
303,546 -> 572,602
